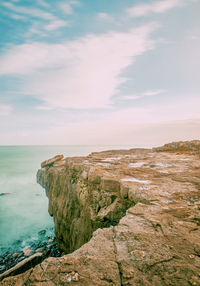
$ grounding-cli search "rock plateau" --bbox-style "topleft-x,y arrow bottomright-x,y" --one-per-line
1,140 -> 200,285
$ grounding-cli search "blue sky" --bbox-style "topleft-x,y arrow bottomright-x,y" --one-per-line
0,0 -> 200,145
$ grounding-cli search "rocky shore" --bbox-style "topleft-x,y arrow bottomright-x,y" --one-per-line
0,229 -> 62,280
0,140 -> 200,285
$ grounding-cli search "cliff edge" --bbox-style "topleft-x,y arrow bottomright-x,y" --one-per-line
1,141 -> 200,285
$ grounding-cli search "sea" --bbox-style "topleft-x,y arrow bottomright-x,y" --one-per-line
0,145 -> 135,254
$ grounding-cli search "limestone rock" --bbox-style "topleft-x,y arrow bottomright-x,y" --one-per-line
41,154 -> 64,168
23,246 -> 34,257
12,253 -> 19,258
153,140 -> 200,155
1,140 -> 200,285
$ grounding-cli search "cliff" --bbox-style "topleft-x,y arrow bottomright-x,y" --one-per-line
1,141 -> 200,285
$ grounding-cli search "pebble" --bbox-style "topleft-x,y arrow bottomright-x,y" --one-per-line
12,253 -> 20,258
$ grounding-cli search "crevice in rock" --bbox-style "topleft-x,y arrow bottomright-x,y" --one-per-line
112,227 -> 124,286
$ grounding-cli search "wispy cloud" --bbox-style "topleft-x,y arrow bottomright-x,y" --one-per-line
44,19 -> 68,31
2,1 -> 70,35
123,89 -> 166,100
0,24 -> 157,109
10,13 -> 27,20
35,105 -> 53,111
97,13 -> 112,21
0,104 -> 12,116
2,2 -> 55,20
127,0 -> 185,17
36,0 -> 49,8
59,1 -> 80,15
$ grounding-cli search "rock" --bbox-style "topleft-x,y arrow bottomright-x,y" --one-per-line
12,253 -> 19,258
23,246 -> 34,257
35,248 -> 43,253
41,154 -> 64,168
53,160 -> 66,167
0,267 -> 5,273
1,140 -> 200,285
81,170 -> 88,180
153,140 -> 200,155
0,253 -> 43,281
38,229 -> 46,236
0,193 -> 11,197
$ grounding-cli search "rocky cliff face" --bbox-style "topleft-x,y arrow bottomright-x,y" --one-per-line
1,141 -> 200,286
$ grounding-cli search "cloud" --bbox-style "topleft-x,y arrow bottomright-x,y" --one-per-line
123,89 -> 166,100
2,1 -> 70,34
36,0 -> 49,8
97,13 -> 112,21
9,13 -> 27,20
2,2 -> 55,20
127,0 -> 185,17
44,19 -> 68,31
0,24 -> 157,109
35,105 -> 53,110
0,104 -> 12,116
59,1 -> 80,15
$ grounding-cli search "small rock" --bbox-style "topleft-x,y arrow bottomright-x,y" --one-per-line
38,229 -> 46,236
72,272 -> 79,281
189,254 -> 195,259
81,171 -> 88,180
65,272 -> 79,283
23,246 -> 34,257
36,248 -> 43,253
12,253 -> 20,258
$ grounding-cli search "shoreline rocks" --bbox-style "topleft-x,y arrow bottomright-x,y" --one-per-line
0,229 -> 62,281
1,140 -> 200,285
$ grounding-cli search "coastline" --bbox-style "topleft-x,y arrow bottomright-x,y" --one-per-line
1,140 -> 200,285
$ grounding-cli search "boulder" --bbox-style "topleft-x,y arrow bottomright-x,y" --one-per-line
41,155 -> 64,168
23,246 -> 34,257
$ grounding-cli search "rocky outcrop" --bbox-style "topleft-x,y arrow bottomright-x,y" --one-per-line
41,155 -> 64,168
153,140 -> 200,155
1,140 -> 200,285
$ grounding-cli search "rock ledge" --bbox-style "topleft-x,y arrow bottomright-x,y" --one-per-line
1,140 -> 200,285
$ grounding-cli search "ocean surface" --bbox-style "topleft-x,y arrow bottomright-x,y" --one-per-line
0,145 -> 135,253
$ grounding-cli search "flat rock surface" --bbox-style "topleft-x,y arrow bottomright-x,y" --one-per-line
1,141 -> 200,285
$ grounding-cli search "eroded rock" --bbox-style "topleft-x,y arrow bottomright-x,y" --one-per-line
0,253 -> 43,281
1,140 -> 200,285
41,154 -> 64,168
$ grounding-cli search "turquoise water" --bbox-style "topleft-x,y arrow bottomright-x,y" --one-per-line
0,145 -> 133,252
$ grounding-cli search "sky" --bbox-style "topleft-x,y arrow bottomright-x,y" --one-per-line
0,0 -> 199,146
